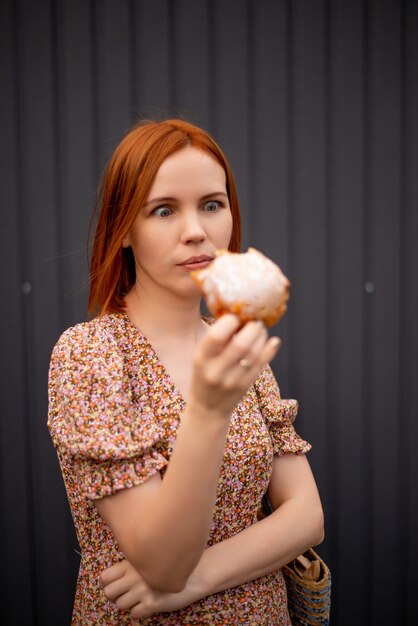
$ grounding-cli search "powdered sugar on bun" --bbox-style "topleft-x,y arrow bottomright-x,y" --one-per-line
191,248 -> 290,327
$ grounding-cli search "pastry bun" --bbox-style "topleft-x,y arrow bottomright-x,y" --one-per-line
191,248 -> 290,327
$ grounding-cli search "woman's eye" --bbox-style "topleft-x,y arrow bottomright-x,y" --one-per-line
204,201 -> 220,212
153,206 -> 172,218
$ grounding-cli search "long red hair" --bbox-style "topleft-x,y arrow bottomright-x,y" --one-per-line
88,119 -> 242,315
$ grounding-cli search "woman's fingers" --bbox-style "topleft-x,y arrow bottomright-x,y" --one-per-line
230,321 -> 268,367
115,588 -> 145,611
199,315 -> 279,373
100,561 -> 141,602
102,576 -> 133,601
207,320 -> 270,374
197,314 -> 241,359
99,560 -> 126,587
260,335 -> 282,365
198,317 -> 282,381
130,603 -> 145,618
223,335 -> 281,387
190,315 -> 282,415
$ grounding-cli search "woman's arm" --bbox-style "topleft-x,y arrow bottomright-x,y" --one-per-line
100,452 -> 324,618
194,452 -> 324,595
95,315 -> 280,593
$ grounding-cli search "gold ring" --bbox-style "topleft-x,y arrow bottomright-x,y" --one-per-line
239,358 -> 252,369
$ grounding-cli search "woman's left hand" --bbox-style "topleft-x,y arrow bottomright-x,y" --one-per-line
99,559 -> 203,618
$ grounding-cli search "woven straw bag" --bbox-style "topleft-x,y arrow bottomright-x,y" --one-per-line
282,548 -> 331,625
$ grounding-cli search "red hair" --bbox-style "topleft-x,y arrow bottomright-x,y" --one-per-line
88,119 -> 242,316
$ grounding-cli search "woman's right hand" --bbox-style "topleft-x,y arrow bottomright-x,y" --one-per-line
100,559 -> 205,618
189,314 -> 281,418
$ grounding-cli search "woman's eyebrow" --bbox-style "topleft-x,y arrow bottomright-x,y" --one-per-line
143,196 -> 177,207
144,191 -> 228,207
200,192 -> 229,201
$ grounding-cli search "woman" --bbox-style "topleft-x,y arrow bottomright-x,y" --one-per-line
48,118 -> 324,624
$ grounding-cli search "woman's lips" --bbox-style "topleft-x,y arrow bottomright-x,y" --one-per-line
178,255 -> 213,270
178,259 -> 212,270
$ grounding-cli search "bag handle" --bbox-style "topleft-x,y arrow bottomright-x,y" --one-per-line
294,553 -> 321,581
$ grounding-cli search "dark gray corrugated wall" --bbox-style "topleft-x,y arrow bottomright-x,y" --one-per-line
1,1 -> 417,624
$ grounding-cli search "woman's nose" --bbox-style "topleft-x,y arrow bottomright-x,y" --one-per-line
180,210 -> 207,243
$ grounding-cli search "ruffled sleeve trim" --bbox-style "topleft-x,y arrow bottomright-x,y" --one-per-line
72,451 -> 168,501
253,365 -> 311,456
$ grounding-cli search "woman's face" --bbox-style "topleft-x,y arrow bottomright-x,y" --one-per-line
124,146 -> 233,300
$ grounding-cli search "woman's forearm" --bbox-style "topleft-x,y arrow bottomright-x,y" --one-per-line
139,404 -> 230,587
192,496 -> 324,597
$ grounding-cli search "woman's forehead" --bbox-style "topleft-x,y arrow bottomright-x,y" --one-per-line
147,146 -> 227,197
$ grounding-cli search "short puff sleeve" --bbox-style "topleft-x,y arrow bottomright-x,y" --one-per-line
253,365 -> 311,456
47,323 -> 167,500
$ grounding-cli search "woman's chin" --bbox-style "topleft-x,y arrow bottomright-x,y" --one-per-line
171,277 -> 203,300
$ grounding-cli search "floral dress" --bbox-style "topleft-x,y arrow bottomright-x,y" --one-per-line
48,312 -> 311,625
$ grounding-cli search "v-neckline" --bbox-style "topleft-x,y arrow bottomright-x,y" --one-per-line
119,312 -> 188,406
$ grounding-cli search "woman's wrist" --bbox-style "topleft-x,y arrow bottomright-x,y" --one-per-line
183,399 -> 232,430
186,553 -> 214,601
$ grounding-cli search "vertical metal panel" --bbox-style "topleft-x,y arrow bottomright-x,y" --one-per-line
94,0 -> 132,168
134,0 -> 172,115
329,1 -> 368,622
169,0 -> 211,128
0,1 -> 36,623
402,1 -> 418,623
55,0 -> 97,329
367,1 -> 403,622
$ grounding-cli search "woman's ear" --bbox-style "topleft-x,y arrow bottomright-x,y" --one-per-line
122,234 -> 131,248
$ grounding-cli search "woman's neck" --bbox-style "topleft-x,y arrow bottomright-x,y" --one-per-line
124,284 -> 207,344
